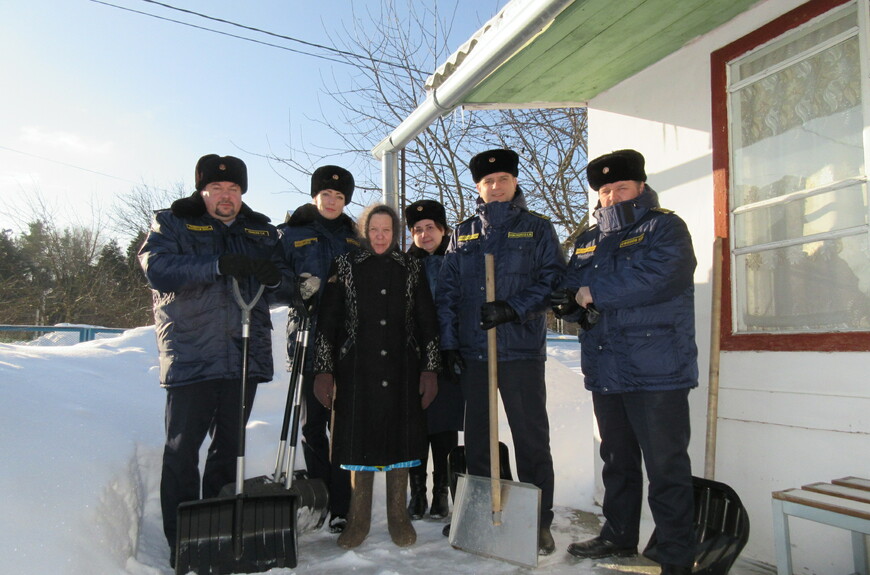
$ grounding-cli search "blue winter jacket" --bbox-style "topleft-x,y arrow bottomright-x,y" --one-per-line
408,236 -> 448,297
275,204 -> 359,374
138,194 -> 281,388
436,189 -> 566,362
564,186 -> 698,394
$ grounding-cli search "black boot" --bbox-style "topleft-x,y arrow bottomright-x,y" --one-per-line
407,470 -> 428,520
429,473 -> 449,519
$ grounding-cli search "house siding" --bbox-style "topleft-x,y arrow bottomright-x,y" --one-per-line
587,0 -> 870,571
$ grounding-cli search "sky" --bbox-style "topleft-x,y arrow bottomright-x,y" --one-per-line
0,1 -> 507,244
0,308 -> 625,575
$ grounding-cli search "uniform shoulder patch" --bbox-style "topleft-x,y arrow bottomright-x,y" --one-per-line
651,207 -> 674,214
528,210 -> 551,220
456,214 -> 476,226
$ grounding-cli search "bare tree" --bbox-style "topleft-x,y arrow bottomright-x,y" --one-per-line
476,107 -> 589,245
109,181 -> 188,244
263,1 -> 487,215
264,0 -> 588,241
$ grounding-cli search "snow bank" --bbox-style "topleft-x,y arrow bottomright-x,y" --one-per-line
0,310 -> 599,574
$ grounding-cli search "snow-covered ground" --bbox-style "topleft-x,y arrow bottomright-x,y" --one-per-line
0,308 -> 766,574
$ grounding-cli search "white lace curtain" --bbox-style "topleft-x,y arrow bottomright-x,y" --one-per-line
729,5 -> 870,333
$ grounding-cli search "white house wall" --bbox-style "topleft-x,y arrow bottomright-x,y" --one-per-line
587,0 -> 870,571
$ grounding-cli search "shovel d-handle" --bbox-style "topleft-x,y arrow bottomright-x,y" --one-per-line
230,278 -> 265,559
484,253 -> 502,525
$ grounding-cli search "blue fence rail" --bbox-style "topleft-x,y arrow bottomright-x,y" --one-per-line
0,325 -> 126,345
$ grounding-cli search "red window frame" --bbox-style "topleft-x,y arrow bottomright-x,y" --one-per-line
711,0 -> 870,351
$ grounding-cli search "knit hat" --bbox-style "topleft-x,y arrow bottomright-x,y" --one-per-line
194,154 -> 248,193
469,149 -> 519,183
587,149 -> 647,191
405,199 -> 447,231
311,165 -> 354,203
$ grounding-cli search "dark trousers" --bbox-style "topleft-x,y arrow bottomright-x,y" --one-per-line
300,373 -> 351,517
160,378 -> 258,550
409,430 -> 459,481
460,358 -> 555,528
593,388 -> 695,566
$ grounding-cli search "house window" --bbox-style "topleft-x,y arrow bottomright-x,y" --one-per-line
726,1 -> 870,335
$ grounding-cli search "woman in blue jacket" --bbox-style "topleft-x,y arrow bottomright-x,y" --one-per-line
404,200 -> 464,521
276,165 -> 358,533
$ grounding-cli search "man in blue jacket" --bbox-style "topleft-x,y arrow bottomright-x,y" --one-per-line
276,165 -> 358,533
552,149 -> 697,575
139,154 -> 282,567
436,149 -> 565,555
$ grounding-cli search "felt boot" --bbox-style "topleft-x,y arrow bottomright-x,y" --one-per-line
386,468 -> 416,546
337,471 -> 373,549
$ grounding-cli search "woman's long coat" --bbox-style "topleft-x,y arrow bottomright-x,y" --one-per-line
313,248 -> 441,468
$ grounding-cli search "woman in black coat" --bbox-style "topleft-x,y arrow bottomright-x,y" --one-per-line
313,203 -> 441,549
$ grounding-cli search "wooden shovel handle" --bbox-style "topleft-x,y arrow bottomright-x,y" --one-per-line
485,254 -> 502,522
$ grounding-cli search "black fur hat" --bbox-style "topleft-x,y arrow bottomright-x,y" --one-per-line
469,149 -> 519,183
311,165 -> 354,203
405,199 -> 447,231
587,149 -> 647,191
194,154 -> 248,193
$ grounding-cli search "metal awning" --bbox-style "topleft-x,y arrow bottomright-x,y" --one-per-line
373,0 -> 760,161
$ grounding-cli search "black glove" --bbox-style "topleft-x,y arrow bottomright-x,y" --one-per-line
218,253 -> 253,279
579,303 -> 601,332
550,288 -> 580,318
251,258 -> 281,286
480,300 -> 518,330
441,350 -> 465,385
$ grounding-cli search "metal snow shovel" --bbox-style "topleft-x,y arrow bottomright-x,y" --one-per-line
175,279 -> 298,575
448,253 -> 541,569
219,300 -> 329,533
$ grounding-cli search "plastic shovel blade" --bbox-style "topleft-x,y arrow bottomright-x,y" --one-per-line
218,474 -> 329,533
175,491 -> 298,574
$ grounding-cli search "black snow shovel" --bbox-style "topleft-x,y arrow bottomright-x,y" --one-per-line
643,476 -> 750,575
175,279 -> 298,575
448,254 -> 541,568
219,296 -> 329,533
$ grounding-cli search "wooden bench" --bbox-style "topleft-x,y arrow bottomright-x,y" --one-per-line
772,476 -> 870,575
